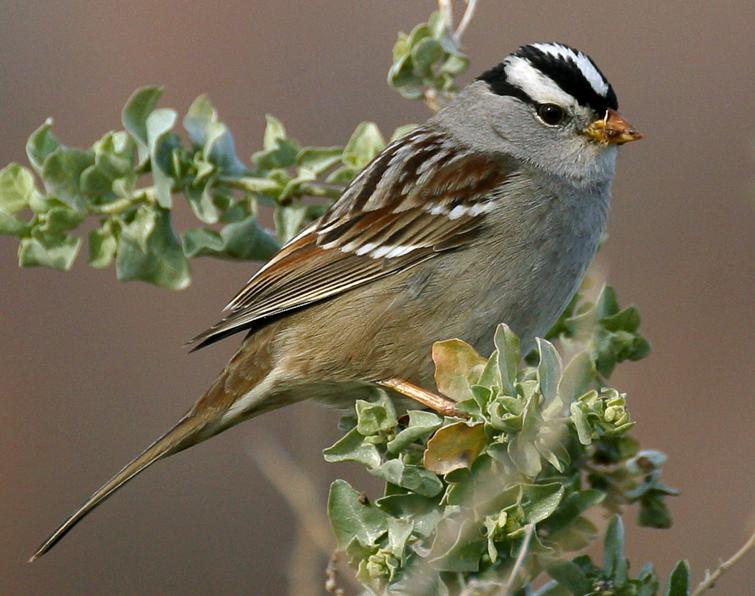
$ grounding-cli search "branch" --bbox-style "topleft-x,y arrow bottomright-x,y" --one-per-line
454,0 -> 478,44
500,524 -> 535,595
692,528 -> 755,595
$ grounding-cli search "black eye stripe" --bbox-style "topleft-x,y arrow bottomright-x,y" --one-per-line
476,63 -> 535,105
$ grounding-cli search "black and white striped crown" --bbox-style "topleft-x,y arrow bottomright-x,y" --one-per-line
477,42 -> 618,114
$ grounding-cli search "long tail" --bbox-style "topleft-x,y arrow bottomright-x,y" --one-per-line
29,414 -> 207,562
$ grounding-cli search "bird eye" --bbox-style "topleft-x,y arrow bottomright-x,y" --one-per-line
536,103 -> 566,126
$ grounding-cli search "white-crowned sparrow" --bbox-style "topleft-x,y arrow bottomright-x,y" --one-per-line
31,42 -> 640,560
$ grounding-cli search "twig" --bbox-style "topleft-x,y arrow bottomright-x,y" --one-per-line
325,551 -> 346,596
437,0 -> 453,31
500,524 -> 535,595
454,0 -> 478,44
692,528 -> 755,595
379,377 -> 466,417
246,436 -> 333,553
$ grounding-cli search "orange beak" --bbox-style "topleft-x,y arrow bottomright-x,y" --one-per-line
584,108 -> 642,145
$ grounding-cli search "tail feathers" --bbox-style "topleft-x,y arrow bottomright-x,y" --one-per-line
29,415 -> 205,562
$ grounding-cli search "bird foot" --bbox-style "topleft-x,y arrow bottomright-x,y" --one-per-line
379,378 -> 466,418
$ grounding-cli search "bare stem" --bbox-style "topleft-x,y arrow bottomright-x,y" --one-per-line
325,551 -> 346,596
455,0 -> 478,44
437,0 -> 453,30
379,377 -> 466,417
246,436 -> 333,554
692,528 -> 755,595
500,524 -> 535,595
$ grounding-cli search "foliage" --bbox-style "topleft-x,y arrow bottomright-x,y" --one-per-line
0,90 -> 410,288
325,284 -> 689,594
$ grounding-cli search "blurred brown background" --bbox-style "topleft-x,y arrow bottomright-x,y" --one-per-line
1,1 -> 753,594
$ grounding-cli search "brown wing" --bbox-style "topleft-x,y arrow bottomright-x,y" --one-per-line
189,127 -> 511,350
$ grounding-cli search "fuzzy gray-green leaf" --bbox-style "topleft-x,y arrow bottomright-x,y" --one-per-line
26,118 -> 60,174
664,560 -> 690,596
370,460 -> 443,497
328,479 -> 388,549
116,205 -> 190,289
323,427 -> 382,469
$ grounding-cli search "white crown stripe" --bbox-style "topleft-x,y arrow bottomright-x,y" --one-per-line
504,56 -> 575,106
530,42 -> 609,97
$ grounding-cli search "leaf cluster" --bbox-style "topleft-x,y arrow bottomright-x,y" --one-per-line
388,11 -> 469,106
325,287 -> 684,594
0,89 -> 408,288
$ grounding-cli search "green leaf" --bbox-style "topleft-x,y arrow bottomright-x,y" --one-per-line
387,410 -> 442,454
41,205 -> 84,233
537,338 -> 562,403
323,427 -> 382,468
18,231 -> 80,271
328,479 -> 387,549
218,216 -> 279,259
356,393 -> 397,437
595,285 -> 620,319
376,493 -> 441,538
494,324 -> 520,395
411,37 -> 443,78
326,165 -> 358,185
427,11 -> 448,39
251,138 -> 300,171
122,86 -> 163,163
0,163 -> 37,213
428,518 -> 485,572
26,118 -> 60,174
603,515 -> 628,586
183,94 -> 217,146
386,518 -> 414,564
41,147 -> 94,210
88,219 -> 118,268
262,114 -> 287,150
638,495 -> 673,529
423,421 -> 486,475
182,215 -> 279,261
81,131 -> 136,202
273,203 -> 308,243
546,561 -> 591,595
559,352 -> 595,405
369,460 -> 443,497
297,146 -> 343,175
181,228 -> 224,258
508,435 -> 542,477
186,184 -> 220,224
203,121 -> 246,176
390,124 -> 417,141
541,490 -> 604,535
522,483 -> 565,524
145,108 -> 178,208
342,122 -> 385,169
570,397 -> 593,446
116,205 -> 190,289
0,208 -> 27,236
665,560 -> 690,596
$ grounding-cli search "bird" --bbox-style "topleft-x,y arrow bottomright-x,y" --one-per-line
30,42 -> 641,561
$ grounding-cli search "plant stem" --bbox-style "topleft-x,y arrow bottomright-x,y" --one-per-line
500,524 -> 535,595
691,528 -> 755,595
90,188 -> 155,215
455,0 -> 478,44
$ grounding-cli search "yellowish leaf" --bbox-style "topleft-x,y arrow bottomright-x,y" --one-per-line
423,421 -> 486,475
432,339 -> 486,400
